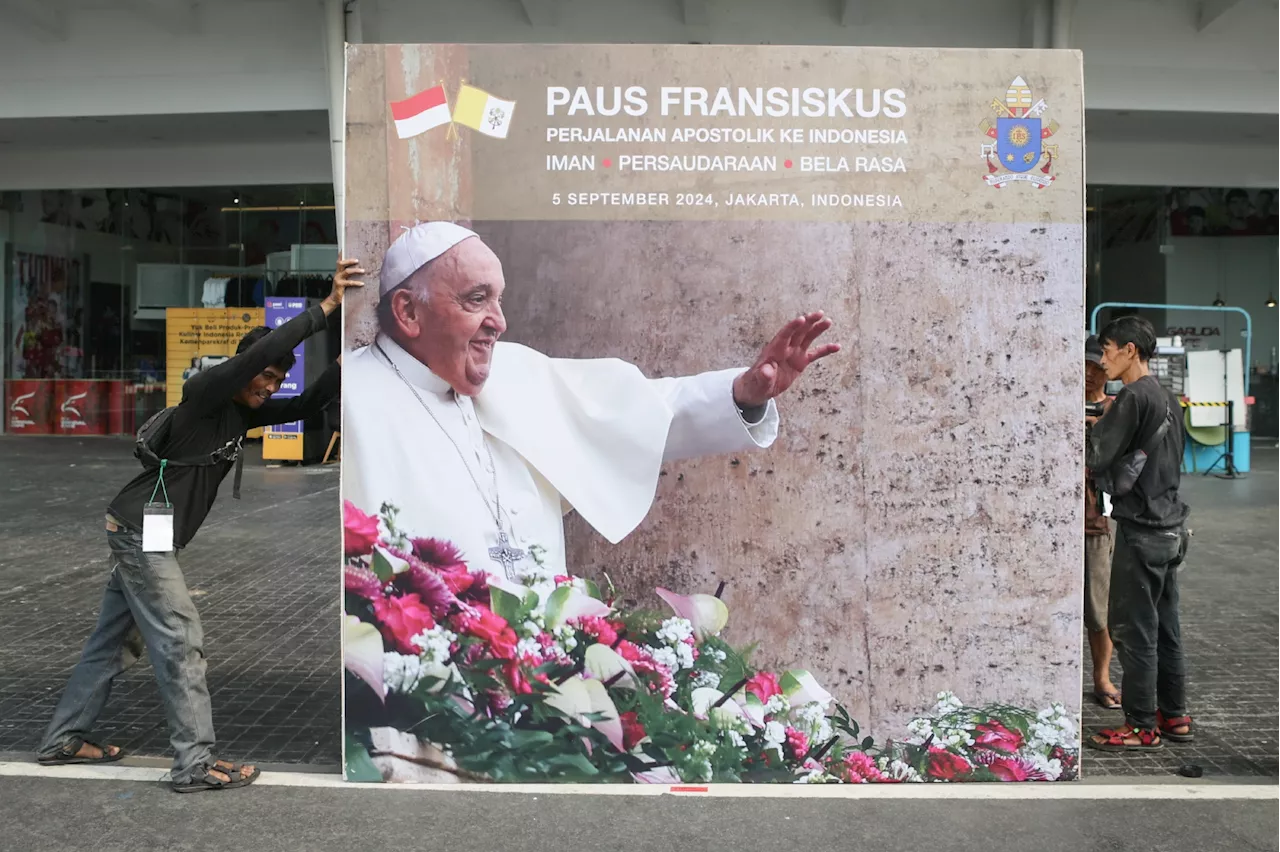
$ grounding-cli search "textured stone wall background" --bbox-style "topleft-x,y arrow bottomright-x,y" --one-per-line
475,219 -> 1083,737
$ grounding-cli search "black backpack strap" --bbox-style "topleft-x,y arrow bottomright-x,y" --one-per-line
232,450 -> 244,500
1142,404 -> 1173,456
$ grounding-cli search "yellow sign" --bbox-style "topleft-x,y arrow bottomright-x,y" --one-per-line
263,428 -> 304,461
165,308 -> 266,438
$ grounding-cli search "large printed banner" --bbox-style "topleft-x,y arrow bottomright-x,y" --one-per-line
341,45 -> 1085,785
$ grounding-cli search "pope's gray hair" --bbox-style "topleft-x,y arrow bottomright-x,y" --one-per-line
376,239 -> 475,332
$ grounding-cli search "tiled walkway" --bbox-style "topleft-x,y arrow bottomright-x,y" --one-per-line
0,436 -> 1275,778
0,437 -> 342,768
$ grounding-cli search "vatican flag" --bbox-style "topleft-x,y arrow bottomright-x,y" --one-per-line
452,84 -> 516,138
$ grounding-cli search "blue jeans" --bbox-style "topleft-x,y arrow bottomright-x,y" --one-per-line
38,524 -> 216,783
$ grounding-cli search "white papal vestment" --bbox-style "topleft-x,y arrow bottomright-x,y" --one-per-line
343,335 -> 779,581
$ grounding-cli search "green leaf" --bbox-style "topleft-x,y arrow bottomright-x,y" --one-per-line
490,586 -> 524,624
343,735 -> 383,783
583,579 -> 603,600
544,585 -> 573,627
370,549 -> 395,583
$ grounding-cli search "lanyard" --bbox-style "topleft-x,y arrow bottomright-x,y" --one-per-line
148,459 -> 171,508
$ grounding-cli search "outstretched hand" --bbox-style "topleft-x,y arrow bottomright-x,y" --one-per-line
732,311 -> 840,410
322,257 -> 366,314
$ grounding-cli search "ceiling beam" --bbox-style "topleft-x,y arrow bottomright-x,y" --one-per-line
680,0 -> 709,26
518,0 -> 560,26
1196,0 -> 1243,31
0,0 -> 68,42
838,0 -> 866,27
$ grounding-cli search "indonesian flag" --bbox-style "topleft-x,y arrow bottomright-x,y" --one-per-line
390,85 -> 451,139
452,84 -> 516,139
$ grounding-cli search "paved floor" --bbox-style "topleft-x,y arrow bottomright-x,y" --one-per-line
0,437 -> 342,768
1081,445 -> 1279,779
1,774 -> 1276,852
0,436 -> 1275,779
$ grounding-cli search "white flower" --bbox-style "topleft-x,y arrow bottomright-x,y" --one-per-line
410,625 -> 457,666
515,637 -> 542,659
763,721 -> 788,747
382,652 -> 424,694
796,767 -> 835,784
648,645 -> 679,672
674,641 -> 695,670
691,670 -> 722,689
765,694 -> 791,716
793,702 -> 833,744
520,620 -> 541,638
551,624 -> 578,652
1029,752 -> 1063,781
706,647 -> 728,664
879,758 -> 924,783
656,617 -> 695,646
693,740 -> 718,758
723,729 -> 747,750
933,691 -> 964,715
906,717 -> 933,741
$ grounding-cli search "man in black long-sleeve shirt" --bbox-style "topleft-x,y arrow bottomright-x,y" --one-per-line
1084,316 -> 1192,753
36,260 -> 364,792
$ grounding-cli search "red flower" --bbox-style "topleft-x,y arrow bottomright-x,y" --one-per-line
575,616 -> 617,648
620,711 -> 646,750
615,640 -> 644,663
842,750 -> 886,783
387,549 -> 458,618
785,727 -> 810,761
503,660 -> 534,695
343,501 -> 381,558
974,719 -> 1024,754
926,747 -> 973,781
987,756 -> 1044,782
412,537 -> 467,572
457,606 -> 519,660
745,671 -> 782,702
343,565 -> 383,600
371,593 -> 436,655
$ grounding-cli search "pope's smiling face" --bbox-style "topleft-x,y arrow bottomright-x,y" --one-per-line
397,237 -> 508,396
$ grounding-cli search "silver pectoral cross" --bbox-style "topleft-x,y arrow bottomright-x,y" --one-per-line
488,530 -> 526,579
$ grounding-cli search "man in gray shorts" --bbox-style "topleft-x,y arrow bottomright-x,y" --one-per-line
1084,334 -> 1120,709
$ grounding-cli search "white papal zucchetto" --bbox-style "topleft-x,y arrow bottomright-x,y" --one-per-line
378,221 -> 478,296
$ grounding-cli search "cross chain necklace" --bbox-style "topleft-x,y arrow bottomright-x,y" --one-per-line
374,342 -> 526,578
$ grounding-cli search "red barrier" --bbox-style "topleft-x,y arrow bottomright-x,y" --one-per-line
5,380 -> 55,434
54,380 -> 107,435
106,381 -> 126,435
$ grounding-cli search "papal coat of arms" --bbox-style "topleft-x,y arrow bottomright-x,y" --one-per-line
979,76 -> 1060,189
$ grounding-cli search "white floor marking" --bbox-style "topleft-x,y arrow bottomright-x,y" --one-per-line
1,762 -> 1275,799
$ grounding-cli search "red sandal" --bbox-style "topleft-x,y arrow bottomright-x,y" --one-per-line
1157,711 -> 1194,743
1085,724 -> 1163,752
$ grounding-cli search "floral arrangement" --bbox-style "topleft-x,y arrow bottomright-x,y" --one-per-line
342,501 -> 1079,784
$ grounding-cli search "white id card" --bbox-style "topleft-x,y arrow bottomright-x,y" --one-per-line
142,502 -> 175,552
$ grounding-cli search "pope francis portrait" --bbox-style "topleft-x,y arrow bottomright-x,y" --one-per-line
342,222 -> 838,585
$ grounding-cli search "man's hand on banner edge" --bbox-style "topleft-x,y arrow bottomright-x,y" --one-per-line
732,311 -> 840,410
323,257 -> 366,314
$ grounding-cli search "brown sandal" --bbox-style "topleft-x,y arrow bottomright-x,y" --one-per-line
1086,725 -> 1163,752
171,759 -> 261,793
1157,711 -> 1194,743
1092,689 -> 1122,711
37,736 -> 125,766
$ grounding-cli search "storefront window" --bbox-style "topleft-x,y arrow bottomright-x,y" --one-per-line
1,185 -> 336,435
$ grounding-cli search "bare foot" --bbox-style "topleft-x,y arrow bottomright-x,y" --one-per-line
74,742 -> 121,759
207,758 -> 256,784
